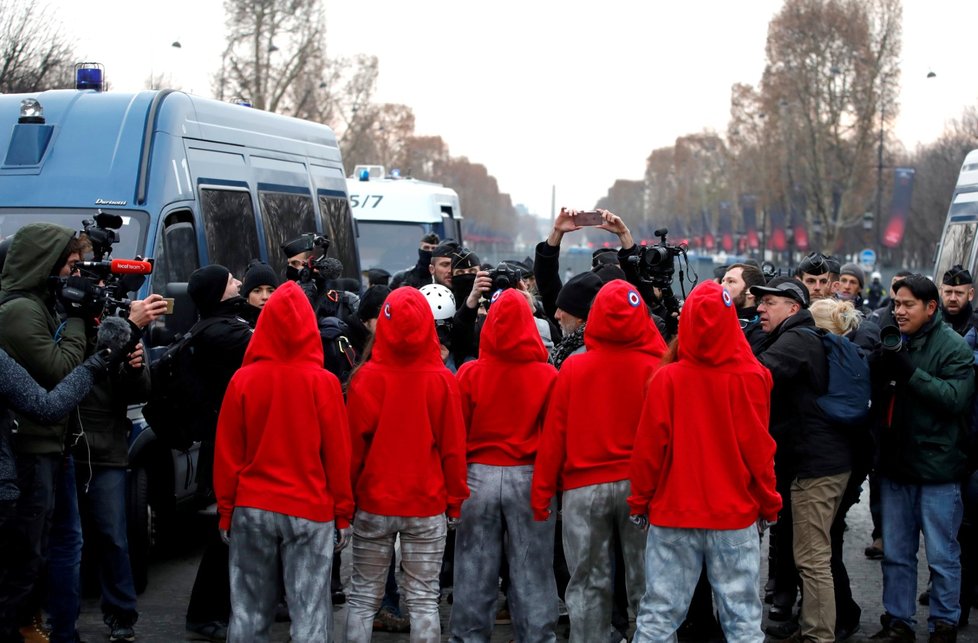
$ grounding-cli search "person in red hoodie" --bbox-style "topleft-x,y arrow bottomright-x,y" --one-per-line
450,288 -> 560,642
628,280 -> 781,642
213,280 -> 354,642
344,286 -> 469,642
532,278 -> 667,643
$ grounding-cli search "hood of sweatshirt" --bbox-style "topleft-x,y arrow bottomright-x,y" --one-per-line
584,279 -> 667,356
1,223 -> 75,296
479,289 -> 548,363
679,280 -> 758,370
242,281 -> 322,367
372,286 -> 443,368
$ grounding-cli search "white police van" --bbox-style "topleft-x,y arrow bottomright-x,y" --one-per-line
347,164 -> 464,275
934,149 -> 978,278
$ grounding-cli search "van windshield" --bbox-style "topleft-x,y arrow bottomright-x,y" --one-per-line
0,209 -> 148,261
357,221 -> 432,273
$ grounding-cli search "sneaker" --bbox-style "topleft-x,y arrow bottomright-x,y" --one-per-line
870,615 -> 916,642
930,621 -> 957,643
372,608 -> 410,633
865,538 -> 885,560
185,620 -> 228,641
104,615 -> 135,642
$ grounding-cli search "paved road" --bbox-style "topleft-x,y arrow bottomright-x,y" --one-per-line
74,481 -> 976,641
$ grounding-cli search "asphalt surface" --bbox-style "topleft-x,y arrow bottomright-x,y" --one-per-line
73,480 -> 977,641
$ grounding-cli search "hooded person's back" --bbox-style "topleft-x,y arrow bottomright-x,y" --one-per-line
0,223 -> 89,454
456,289 -> 558,466
213,280 -> 354,530
532,280 -> 667,516
346,286 -> 469,518
628,280 -> 781,529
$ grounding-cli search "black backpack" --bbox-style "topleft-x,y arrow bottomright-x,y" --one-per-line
319,316 -> 357,385
142,318 -> 223,451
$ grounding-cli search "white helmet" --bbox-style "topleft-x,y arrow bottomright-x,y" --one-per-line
871,271 -> 882,282
419,283 -> 456,321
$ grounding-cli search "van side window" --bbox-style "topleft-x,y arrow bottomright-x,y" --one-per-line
319,194 -> 358,280
258,190 -> 317,275
152,210 -> 199,293
199,187 -> 261,280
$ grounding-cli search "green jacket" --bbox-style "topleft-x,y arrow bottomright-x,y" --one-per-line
880,310 -> 975,483
0,223 -> 88,455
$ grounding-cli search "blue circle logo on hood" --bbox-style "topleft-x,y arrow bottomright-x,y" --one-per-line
722,289 -> 733,307
490,289 -> 502,304
627,290 -> 641,308
383,303 -> 391,319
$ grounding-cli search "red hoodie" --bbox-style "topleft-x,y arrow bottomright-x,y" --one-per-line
457,289 -> 558,465
346,287 -> 469,518
214,281 -> 354,531
628,280 -> 781,529
532,279 -> 667,520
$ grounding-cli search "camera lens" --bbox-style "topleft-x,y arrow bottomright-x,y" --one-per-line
880,325 -> 902,352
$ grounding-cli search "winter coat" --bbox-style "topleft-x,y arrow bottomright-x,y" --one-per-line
0,223 -> 88,454
0,349 -> 99,500
346,287 -> 469,518
628,281 -> 781,529
756,308 -> 852,480
532,280 -> 667,520
878,310 -> 975,484
456,289 -> 558,466
213,281 -> 354,531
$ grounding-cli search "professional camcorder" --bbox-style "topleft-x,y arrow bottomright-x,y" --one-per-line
282,233 -> 335,283
626,228 -> 691,316
60,211 -> 153,318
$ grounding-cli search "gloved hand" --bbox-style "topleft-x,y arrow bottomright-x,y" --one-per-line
334,526 -> 351,551
882,348 -> 915,385
80,348 -> 126,379
629,514 -> 649,531
58,276 -> 103,319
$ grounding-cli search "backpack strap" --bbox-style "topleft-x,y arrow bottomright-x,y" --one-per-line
0,291 -> 28,309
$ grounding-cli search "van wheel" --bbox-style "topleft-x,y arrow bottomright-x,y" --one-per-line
127,466 -> 153,594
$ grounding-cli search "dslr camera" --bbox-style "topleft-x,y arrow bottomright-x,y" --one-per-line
282,233 -> 333,283
626,228 -> 688,315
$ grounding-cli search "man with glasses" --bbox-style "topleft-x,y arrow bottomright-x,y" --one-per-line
751,277 -> 854,643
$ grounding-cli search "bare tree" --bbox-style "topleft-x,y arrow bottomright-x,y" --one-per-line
0,0 -> 76,93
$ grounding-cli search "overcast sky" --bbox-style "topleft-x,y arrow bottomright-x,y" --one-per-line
56,0 -> 978,218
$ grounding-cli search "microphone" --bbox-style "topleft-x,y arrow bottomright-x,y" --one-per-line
95,315 -> 132,355
75,259 -> 154,275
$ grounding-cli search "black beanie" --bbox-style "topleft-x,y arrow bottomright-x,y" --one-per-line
594,263 -> 626,284
242,261 -> 280,296
555,271 -> 603,320
358,285 -> 391,322
188,264 -> 231,314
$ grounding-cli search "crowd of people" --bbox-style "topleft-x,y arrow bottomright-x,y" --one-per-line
0,207 -> 976,643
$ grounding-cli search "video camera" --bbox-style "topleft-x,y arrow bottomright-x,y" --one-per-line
626,228 -> 691,316
282,233 -> 333,283
63,211 -> 153,318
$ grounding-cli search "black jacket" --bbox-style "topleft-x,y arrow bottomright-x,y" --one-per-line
192,298 -> 254,441
739,306 -> 767,353
757,309 -> 852,480
942,304 -> 978,337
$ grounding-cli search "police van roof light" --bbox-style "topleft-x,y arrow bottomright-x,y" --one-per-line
390,168 -> 400,178
75,63 -> 104,92
359,168 -> 370,181
18,98 -> 44,124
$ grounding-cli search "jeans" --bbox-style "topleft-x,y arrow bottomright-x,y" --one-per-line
881,478 -> 964,630
792,472 -> 850,643
78,466 -> 138,622
47,455 -> 83,643
344,511 -> 447,643
449,464 -> 557,643
0,453 -> 59,636
227,507 -> 334,643
634,525 -> 763,643
561,480 -> 645,643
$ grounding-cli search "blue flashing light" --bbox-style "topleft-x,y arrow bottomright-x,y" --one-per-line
390,168 -> 400,178
75,63 -> 104,92
359,168 -> 370,181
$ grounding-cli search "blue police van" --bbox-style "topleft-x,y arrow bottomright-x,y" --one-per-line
0,72 -> 360,590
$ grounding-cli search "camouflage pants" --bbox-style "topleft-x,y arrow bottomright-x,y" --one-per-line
633,525 -> 763,643
344,511 -> 446,643
449,463 -> 557,643
562,480 -> 645,643
227,507 -> 335,642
